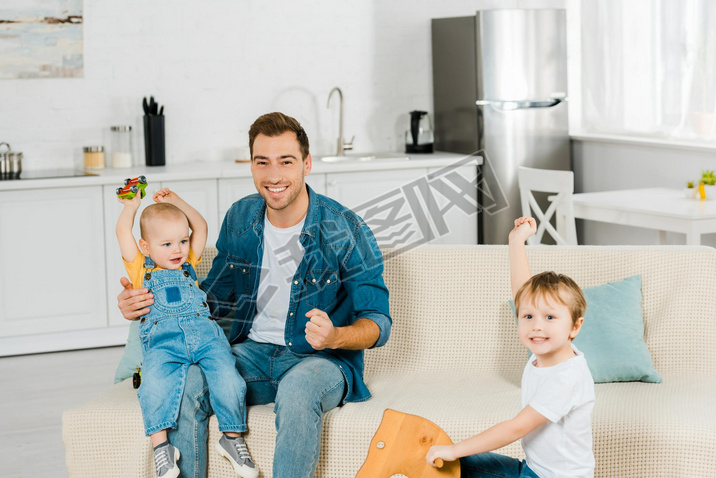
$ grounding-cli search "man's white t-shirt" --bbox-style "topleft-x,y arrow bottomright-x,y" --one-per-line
247,215 -> 305,345
521,344 -> 595,478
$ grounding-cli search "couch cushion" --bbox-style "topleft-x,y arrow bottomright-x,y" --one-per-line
576,275 -> 661,383
591,378 -> 716,477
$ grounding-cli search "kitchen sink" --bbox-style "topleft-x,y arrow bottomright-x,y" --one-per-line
318,153 -> 410,163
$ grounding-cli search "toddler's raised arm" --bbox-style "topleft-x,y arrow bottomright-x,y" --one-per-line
116,193 -> 142,263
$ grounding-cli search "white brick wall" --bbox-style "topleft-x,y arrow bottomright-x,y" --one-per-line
0,0 -> 563,170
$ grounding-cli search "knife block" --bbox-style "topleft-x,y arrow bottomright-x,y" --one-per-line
143,115 -> 165,166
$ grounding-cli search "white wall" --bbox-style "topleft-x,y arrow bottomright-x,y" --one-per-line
0,0 -> 565,171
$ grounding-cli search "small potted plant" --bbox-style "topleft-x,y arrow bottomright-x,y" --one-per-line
700,170 -> 716,200
686,180 -> 698,199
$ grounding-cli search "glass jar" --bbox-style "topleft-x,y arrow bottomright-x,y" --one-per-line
110,125 -> 133,168
83,146 -> 105,170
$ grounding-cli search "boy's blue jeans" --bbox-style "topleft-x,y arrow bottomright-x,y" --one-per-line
168,339 -> 345,478
461,452 -> 539,478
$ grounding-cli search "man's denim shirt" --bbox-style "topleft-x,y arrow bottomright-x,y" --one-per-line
200,185 -> 392,404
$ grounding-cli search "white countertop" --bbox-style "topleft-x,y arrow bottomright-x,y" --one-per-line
0,151 -> 479,191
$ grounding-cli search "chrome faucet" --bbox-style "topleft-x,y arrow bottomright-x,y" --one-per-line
327,87 -> 353,156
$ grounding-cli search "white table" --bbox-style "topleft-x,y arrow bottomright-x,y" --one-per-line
571,188 -> 716,245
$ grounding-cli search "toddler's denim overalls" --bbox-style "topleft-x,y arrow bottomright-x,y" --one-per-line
137,255 -> 247,436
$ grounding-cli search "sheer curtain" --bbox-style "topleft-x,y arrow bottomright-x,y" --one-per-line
579,0 -> 716,143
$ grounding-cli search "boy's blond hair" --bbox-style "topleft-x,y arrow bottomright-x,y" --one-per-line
140,203 -> 187,240
515,271 -> 586,325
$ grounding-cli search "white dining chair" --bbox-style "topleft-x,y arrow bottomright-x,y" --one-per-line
517,166 -> 578,245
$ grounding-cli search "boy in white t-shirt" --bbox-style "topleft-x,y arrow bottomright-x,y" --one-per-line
426,216 -> 595,478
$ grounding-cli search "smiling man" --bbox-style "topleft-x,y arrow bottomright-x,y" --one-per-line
118,112 -> 392,478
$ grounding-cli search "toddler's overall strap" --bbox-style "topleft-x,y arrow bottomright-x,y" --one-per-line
143,255 -> 156,270
183,262 -> 197,282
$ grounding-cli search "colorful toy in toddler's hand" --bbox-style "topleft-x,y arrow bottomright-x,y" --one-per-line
116,176 -> 148,199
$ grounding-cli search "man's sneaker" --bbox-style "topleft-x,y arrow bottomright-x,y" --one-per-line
216,434 -> 259,478
153,443 -> 180,478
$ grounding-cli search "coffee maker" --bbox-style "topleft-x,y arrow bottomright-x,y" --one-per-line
405,110 -> 434,154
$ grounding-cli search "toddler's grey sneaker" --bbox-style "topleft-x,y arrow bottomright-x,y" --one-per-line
216,434 -> 259,478
153,442 -> 180,478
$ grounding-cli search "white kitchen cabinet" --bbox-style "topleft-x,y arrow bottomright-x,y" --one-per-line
0,187 -> 107,342
217,177 -> 257,222
427,164 -> 479,245
325,169 -> 428,209
325,166 -> 478,247
306,174 -> 326,197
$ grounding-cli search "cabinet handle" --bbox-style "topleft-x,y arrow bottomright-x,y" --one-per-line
329,180 -> 337,187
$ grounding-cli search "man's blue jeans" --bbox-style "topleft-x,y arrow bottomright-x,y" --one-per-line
168,339 -> 345,478
460,452 -> 539,478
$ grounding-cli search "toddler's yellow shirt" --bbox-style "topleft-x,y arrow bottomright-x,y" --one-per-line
123,249 -> 202,289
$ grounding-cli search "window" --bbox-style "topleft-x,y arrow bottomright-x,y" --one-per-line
573,0 -> 716,144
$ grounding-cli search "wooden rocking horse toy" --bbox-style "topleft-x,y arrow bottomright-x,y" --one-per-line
356,409 -> 460,477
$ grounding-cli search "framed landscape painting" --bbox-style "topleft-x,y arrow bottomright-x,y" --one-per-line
0,0 -> 83,79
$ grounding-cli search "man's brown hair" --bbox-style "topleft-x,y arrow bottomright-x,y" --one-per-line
515,271 -> 586,326
248,112 -> 310,160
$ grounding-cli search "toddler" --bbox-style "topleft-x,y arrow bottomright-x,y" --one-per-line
116,188 -> 258,478
426,216 -> 595,478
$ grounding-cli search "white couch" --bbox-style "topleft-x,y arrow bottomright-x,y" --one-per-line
63,245 -> 716,477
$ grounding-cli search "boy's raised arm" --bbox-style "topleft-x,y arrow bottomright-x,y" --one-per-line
508,216 -> 537,299
154,188 -> 208,257
116,194 -> 142,263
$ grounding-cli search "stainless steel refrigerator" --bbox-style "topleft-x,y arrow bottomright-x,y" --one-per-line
432,9 -> 570,244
